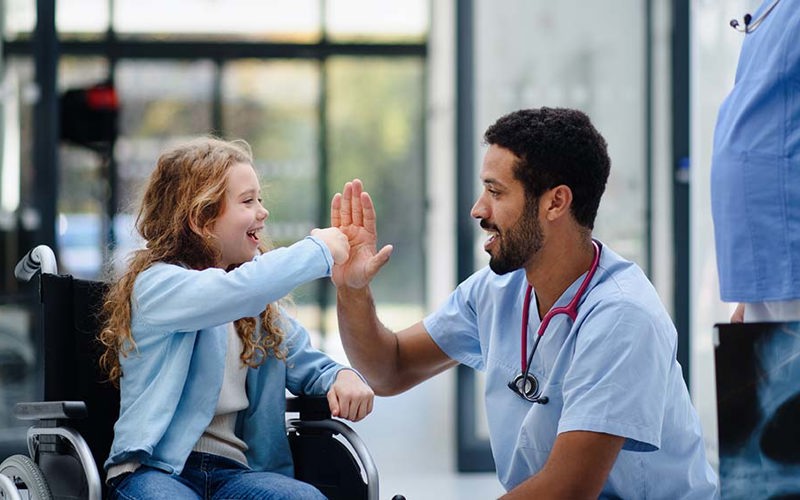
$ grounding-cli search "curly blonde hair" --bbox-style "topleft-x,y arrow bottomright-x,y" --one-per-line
99,137 -> 285,386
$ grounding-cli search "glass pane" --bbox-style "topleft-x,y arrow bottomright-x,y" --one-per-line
57,0 -> 109,37
474,0 -> 647,268
3,0 -> 35,39
222,59 -> 320,309
0,303 -> 36,441
57,58 -> 110,279
328,57 -> 425,312
113,0 -> 320,42
326,0 -> 429,42
116,60 -> 214,139
113,60 -> 214,274
2,58 -> 38,290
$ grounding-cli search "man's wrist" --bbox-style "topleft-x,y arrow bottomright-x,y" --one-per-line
337,284 -> 372,301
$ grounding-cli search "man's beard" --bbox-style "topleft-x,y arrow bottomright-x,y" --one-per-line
483,198 -> 543,275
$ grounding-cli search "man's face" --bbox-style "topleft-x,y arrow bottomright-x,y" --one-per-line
471,145 -> 544,275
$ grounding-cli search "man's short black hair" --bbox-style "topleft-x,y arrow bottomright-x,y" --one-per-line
483,107 -> 610,229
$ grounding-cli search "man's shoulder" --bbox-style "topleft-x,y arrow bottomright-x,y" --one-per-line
591,246 -> 669,317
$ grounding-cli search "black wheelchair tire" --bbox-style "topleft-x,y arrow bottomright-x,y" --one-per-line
0,455 -> 53,500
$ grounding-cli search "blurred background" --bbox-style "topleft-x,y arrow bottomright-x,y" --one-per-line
0,0 -> 760,498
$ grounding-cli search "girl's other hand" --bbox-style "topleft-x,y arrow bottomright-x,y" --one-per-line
327,369 -> 374,422
311,227 -> 350,265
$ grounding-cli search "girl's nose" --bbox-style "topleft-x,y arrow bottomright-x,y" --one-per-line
258,206 -> 269,221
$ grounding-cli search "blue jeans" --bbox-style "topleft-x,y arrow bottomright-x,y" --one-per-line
108,452 -> 326,500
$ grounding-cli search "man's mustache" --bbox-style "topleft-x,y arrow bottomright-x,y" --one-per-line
480,219 -> 498,232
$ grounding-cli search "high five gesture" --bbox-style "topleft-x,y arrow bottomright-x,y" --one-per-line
330,179 -> 393,289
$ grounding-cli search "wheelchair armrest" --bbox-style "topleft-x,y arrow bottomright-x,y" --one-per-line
286,396 -> 331,421
14,401 -> 88,421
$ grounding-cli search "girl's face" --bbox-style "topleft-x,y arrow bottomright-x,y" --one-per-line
209,162 -> 269,268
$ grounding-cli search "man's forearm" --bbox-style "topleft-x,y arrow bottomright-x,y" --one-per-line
336,286 -> 400,395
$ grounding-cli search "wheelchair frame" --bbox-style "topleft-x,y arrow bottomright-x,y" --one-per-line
0,245 -> 380,500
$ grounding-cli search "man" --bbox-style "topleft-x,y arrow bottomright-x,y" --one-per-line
332,108 -> 718,498
711,0 -> 800,323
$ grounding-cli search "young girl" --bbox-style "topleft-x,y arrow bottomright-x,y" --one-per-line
98,137 -> 373,499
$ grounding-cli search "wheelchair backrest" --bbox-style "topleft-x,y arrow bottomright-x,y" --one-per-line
39,273 -> 118,477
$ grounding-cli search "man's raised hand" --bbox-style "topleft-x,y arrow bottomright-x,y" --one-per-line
330,179 -> 393,289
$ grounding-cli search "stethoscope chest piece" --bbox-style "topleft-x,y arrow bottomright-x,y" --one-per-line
509,372 -> 549,404
513,373 -> 538,398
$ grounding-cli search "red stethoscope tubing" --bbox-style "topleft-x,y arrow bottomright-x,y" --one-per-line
519,240 -> 602,373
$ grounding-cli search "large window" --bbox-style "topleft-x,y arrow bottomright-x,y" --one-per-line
474,0 -> 648,265
457,0 -> 651,471
0,0 -> 428,454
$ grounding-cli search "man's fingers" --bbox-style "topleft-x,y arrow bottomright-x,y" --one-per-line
351,179 -> 364,226
361,191 -> 378,234
366,245 -> 393,276
331,193 -> 342,227
340,182 -> 353,226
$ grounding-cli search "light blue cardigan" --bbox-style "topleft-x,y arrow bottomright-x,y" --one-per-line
104,236 -> 348,476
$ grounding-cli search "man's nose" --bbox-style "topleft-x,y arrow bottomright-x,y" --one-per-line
471,196 -> 487,220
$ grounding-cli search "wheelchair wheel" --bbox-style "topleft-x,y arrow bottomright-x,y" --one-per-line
0,455 -> 53,500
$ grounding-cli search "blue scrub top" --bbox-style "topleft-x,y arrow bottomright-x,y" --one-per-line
423,243 -> 719,498
711,0 -> 800,302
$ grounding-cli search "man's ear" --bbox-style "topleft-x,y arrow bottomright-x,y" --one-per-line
541,185 -> 573,222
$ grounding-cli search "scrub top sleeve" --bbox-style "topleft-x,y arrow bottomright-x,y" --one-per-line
423,282 -> 484,371
558,302 -> 671,451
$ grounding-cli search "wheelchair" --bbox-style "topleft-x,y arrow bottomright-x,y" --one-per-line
0,245 -> 382,500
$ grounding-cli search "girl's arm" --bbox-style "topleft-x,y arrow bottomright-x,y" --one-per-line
281,311 -> 373,421
134,237 -> 332,332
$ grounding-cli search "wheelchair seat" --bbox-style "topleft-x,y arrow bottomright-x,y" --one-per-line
0,245 -> 381,500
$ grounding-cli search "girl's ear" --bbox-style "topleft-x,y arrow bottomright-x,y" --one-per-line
189,218 -> 210,239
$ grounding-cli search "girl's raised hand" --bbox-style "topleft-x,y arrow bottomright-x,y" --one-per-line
311,227 -> 350,265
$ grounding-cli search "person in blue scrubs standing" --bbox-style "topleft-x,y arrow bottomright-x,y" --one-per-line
332,108 -> 719,498
711,0 -> 800,322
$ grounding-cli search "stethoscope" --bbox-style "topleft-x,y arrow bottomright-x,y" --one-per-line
507,240 -> 602,404
729,0 -> 780,33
